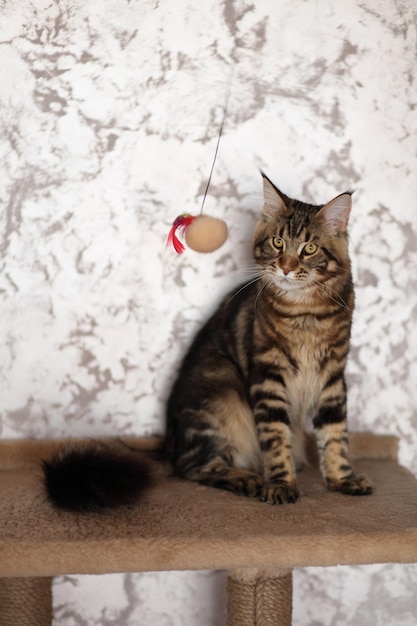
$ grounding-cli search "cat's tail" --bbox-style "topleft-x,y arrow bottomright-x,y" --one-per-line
42,441 -> 155,512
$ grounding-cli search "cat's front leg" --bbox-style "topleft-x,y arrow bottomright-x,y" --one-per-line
252,393 -> 299,504
313,403 -> 373,496
258,422 -> 299,504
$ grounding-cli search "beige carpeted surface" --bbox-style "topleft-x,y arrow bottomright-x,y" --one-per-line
1,433 -> 416,579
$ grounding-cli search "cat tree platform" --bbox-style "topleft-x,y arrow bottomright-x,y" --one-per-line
1,433 -> 417,625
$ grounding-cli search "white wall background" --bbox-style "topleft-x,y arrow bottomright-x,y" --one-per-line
1,0 -> 416,624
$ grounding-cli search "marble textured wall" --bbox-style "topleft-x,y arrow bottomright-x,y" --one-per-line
1,0 -> 416,624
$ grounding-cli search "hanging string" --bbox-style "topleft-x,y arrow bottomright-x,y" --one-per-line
199,67 -> 234,215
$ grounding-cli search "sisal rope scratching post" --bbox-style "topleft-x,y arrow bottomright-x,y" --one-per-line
0,577 -> 53,626
227,567 -> 293,626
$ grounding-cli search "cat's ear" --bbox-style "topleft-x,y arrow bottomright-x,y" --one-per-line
261,172 -> 289,219
317,192 -> 352,234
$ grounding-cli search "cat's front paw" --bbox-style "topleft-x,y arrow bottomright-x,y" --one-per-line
260,481 -> 299,505
229,473 -> 263,498
328,473 -> 373,496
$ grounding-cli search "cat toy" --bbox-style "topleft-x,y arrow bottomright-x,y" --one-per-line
167,74 -> 232,254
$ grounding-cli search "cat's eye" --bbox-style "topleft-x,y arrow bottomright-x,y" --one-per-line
272,237 -> 285,251
302,242 -> 318,256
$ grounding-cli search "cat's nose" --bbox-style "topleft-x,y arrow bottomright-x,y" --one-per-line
280,256 -> 297,275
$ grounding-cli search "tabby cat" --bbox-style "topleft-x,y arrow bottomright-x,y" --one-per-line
165,172 -> 372,504
43,172 -> 372,511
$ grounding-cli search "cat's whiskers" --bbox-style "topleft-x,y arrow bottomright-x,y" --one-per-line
231,264 -> 262,274
253,274 -> 271,312
319,278 -> 352,309
310,279 -> 352,311
227,275 -> 262,304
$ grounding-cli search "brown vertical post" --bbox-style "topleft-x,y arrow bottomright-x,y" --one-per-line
0,577 -> 53,626
227,567 -> 293,626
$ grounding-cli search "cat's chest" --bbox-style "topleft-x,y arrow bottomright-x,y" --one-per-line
281,319 -> 333,422
294,324 -> 331,366
283,314 -> 334,364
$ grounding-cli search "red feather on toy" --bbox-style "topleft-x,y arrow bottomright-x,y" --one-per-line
167,214 -> 197,253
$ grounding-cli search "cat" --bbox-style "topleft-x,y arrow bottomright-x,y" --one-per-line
165,172 -> 372,504
42,172 -> 372,511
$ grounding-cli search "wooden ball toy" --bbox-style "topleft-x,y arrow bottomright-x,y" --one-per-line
167,214 -> 228,254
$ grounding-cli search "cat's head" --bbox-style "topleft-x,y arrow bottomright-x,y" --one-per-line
254,173 -> 352,294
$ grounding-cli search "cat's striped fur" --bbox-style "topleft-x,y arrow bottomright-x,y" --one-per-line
166,173 -> 372,504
